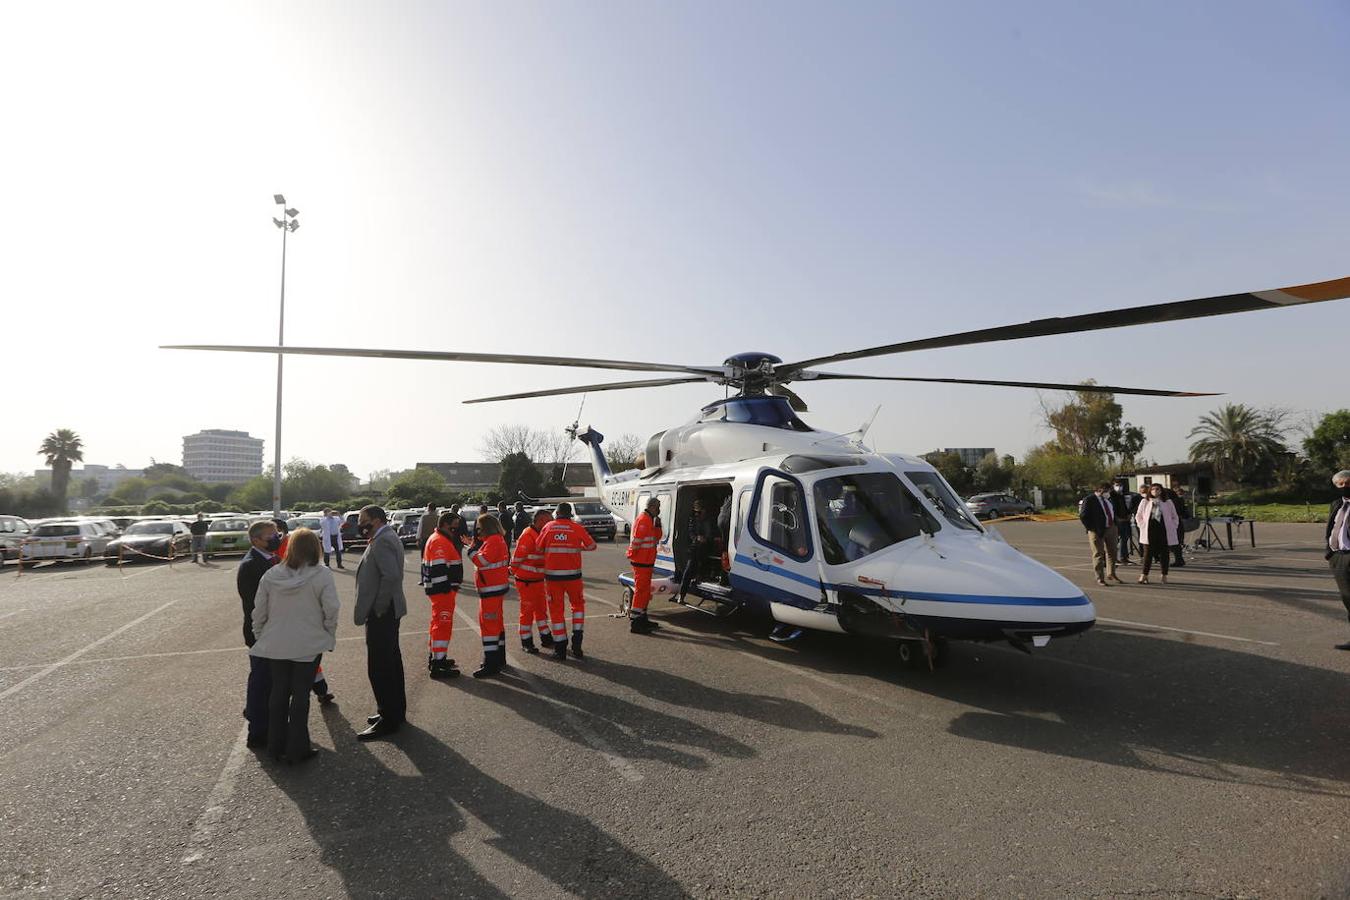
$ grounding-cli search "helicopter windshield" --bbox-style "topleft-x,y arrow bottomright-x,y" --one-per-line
812,473 -> 936,564
904,471 -> 982,532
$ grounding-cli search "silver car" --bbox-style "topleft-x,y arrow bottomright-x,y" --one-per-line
965,492 -> 1036,520
0,515 -> 32,560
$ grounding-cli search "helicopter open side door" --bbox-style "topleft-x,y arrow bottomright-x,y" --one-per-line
733,468 -> 845,633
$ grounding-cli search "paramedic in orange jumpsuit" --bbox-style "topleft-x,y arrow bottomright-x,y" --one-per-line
538,501 -> 597,659
627,497 -> 664,635
511,508 -> 554,654
421,512 -> 468,679
470,514 -> 511,678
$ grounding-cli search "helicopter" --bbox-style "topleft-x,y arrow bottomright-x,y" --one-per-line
166,273 -> 1350,665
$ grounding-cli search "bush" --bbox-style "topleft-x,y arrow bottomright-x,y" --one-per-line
192,500 -> 223,514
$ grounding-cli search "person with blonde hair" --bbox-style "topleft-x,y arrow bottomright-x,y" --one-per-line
250,528 -> 340,764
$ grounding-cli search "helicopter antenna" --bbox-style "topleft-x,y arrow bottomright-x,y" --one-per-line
855,404 -> 882,447
560,394 -> 587,485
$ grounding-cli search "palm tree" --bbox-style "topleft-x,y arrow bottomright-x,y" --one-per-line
1187,404 -> 1287,485
39,429 -> 84,512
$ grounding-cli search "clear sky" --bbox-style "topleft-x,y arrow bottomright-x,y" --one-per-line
4,1 -> 1349,481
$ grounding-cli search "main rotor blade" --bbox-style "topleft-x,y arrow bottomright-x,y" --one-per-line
161,344 -> 723,377
802,372 -> 1217,397
768,384 -> 809,412
784,274 -> 1350,371
463,375 -> 712,404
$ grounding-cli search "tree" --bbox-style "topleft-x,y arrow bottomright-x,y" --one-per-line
107,476 -> 150,504
229,476 -> 273,510
78,476 -> 102,501
972,452 -> 1014,493
367,469 -> 397,491
38,428 -> 84,513
386,467 -> 450,508
479,425 -> 548,462
921,451 -> 974,496
143,462 -> 188,480
497,452 -> 544,502
1187,404 -> 1289,486
1021,445 -> 1107,494
1041,383 -> 1145,464
1303,409 -> 1350,474
604,433 -> 644,473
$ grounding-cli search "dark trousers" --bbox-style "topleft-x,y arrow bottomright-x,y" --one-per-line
268,656 -> 320,759
1328,551 -> 1350,624
1142,521 -> 1170,577
1173,529 -> 1186,564
324,546 -> 343,567
1116,522 -> 1132,562
366,611 -> 406,724
245,654 -> 272,739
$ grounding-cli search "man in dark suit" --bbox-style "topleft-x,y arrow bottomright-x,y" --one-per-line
236,519 -> 281,749
1108,483 -> 1133,565
1079,483 -> 1121,587
355,505 -> 408,739
1323,470 -> 1350,650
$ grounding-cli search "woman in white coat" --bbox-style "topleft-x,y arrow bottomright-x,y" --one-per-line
251,528 -> 340,764
1134,483 -> 1180,584
320,509 -> 345,569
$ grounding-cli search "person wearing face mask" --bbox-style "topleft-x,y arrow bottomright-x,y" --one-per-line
1322,470 -> 1350,650
1134,483 -> 1180,584
421,512 -> 469,678
354,505 -> 407,740
1078,482 -> 1121,586
1109,483 -> 1133,566
236,519 -> 283,749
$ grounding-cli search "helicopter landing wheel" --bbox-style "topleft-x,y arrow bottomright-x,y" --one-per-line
896,639 -> 925,668
619,586 -> 634,617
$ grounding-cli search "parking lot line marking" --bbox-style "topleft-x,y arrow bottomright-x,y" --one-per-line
452,607 -> 643,783
0,609 -> 26,621
182,722 -> 250,864
1096,616 -> 1279,646
0,597 -> 183,703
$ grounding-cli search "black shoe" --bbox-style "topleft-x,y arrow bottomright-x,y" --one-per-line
571,636 -> 585,659
316,692 -> 335,706
429,660 -> 461,679
284,747 -> 319,765
552,642 -> 568,660
539,633 -> 555,648
357,720 -> 400,741
630,616 -> 658,635
522,640 -> 540,655
472,664 -> 502,679
1335,641 -> 1350,651
337,564 -> 345,569
366,714 -> 382,725
246,735 -> 268,749
1173,559 -> 1186,568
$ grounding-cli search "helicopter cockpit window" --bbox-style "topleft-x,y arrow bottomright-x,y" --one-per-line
812,473 -> 933,565
905,471 -> 982,532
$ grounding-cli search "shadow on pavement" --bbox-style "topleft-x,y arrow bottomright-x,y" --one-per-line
264,715 -> 687,899
654,609 -> 1350,795
461,669 -> 756,768
577,656 -> 879,738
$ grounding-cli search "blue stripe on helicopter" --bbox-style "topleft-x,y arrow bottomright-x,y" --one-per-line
732,553 -> 1090,608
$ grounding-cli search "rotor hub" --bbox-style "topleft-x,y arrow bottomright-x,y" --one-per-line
722,352 -> 783,394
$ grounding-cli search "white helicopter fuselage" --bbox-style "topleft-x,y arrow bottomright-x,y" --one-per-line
579,397 -> 1094,649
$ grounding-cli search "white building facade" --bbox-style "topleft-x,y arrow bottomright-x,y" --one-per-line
182,430 -> 264,484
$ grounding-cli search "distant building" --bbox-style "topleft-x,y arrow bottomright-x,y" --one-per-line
33,464 -> 143,493
182,429 -> 264,484
416,461 -> 595,496
941,448 -> 996,467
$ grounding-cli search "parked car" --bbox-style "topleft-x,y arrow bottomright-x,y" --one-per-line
104,520 -> 191,564
20,521 -> 112,561
204,517 -> 257,558
391,511 -> 422,547
571,501 -> 617,541
286,515 -> 324,534
340,511 -> 369,551
0,515 -> 32,560
965,492 -> 1037,520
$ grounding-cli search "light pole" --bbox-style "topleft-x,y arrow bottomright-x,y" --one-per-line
271,195 -> 299,519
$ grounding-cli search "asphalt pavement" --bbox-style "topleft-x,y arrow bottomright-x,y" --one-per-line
1,521 -> 1347,898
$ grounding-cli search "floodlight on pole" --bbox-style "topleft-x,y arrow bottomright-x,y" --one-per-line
270,196 -> 300,518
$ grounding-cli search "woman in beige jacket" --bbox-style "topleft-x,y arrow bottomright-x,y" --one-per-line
250,529 -> 339,764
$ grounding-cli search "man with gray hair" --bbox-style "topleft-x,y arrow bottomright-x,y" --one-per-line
1323,470 -> 1350,650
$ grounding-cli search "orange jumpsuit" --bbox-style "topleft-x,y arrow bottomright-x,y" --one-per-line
539,517 -> 597,649
627,510 -> 663,615
421,531 -> 463,665
472,533 -> 511,667
511,524 -> 550,648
